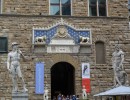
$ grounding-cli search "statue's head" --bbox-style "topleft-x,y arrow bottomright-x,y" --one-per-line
12,42 -> 19,46
115,44 -> 120,51
12,42 -> 19,50
83,85 -> 85,88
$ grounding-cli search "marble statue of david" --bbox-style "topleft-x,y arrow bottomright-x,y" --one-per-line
7,42 -> 28,93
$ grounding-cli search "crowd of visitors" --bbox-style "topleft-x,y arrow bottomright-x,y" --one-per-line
52,94 -> 79,100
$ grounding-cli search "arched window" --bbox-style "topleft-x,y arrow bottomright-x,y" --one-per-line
95,41 -> 105,64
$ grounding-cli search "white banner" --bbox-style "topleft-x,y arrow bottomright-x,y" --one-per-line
82,63 -> 90,78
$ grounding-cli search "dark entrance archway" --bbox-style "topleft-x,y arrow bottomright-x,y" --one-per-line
51,62 -> 75,99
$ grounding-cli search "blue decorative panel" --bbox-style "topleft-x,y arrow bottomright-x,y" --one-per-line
35,62 -> 44,94
34,27 -> 57,44
66,26 -> 90,44
33,25 -> 91,44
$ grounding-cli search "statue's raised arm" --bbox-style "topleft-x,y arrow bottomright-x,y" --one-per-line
7,52 -> 11,71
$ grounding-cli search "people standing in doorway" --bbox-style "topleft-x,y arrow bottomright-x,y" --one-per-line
66,95 -> 70,100
57,93 -> 62,100
76,95 -> 79,100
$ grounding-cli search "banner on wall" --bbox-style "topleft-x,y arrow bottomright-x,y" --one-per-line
35,62 -> 44,94
82,63 -> 91,93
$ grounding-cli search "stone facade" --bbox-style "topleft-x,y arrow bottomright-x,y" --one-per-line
0,0 -> 129,100
3,0 -> 128,17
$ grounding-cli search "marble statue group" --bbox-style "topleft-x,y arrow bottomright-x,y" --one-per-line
112,44 -> 129,86
7,42 -> 28,92
6,41 -> 129,99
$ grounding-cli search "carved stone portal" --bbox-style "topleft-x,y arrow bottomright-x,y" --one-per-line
47,25 -> 80,53
33,18 -> 92,53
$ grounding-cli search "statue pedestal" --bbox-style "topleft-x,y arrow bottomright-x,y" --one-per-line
12,92 -> 28,100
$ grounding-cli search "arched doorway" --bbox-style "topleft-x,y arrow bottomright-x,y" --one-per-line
51,62 -> 75,99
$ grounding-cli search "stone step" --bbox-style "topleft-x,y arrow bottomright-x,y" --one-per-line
12,92 -> 28,100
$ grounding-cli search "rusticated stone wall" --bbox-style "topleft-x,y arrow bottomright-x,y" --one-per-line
0,15 -> 129,100
2,0 -> 128,17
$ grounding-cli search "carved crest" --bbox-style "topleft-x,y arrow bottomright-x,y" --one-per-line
56,25 -> 68,38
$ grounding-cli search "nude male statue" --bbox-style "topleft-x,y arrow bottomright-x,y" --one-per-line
112,44 -> 129,86
7,42 -> 28,92
112,45 -> 124,71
